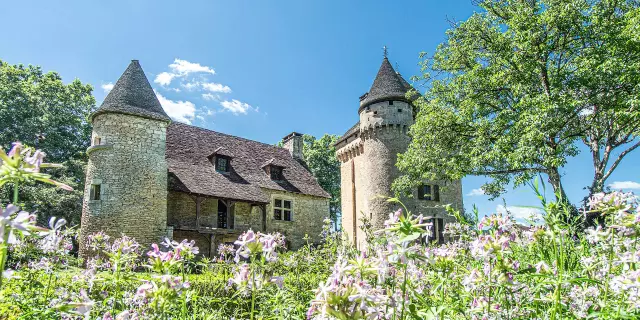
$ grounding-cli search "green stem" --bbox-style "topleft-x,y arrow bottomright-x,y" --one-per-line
13,183 -> 18,204
400,264 -> 408,320
250,260 -> 256,320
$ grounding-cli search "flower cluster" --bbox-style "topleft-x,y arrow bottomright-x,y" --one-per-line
233,229 -> 285,263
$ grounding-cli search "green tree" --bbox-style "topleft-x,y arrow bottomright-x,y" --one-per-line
396,0 -> 640,206
0,60 -> 96,224
301,134 -> 341,226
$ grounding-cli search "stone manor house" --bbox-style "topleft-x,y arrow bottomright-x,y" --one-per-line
79,60 -> 330,258
335,55 -> 463,248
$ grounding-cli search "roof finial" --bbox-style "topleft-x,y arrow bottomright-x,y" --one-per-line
383,45 -> 388,58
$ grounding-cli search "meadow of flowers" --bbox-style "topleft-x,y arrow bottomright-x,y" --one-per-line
1,142 -> 640,319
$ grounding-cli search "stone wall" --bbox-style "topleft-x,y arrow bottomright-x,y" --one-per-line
79,113 -> 168,258
337,99 -> 464,249
262,189 -> 330,249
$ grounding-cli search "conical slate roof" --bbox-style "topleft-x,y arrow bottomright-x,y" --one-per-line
359,57 -> 415,111
91,60 -> 170,122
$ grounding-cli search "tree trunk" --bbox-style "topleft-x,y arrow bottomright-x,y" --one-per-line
547,167 -> 569,203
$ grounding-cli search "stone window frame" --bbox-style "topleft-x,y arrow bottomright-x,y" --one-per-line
272,197 -> 294,222
92,136 -> 102,146
418,184 -> 440,201
88,179 -> 106,203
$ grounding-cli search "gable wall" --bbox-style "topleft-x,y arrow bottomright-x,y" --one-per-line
262,189 -> 330,249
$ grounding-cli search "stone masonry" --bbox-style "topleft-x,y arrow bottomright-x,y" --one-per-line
79,60 -> 331,259
79,113 -> 169,257
336,56 -> 464,248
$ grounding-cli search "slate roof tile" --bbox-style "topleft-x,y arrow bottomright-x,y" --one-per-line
92,60 -> 170,122
166,122 -> 330,203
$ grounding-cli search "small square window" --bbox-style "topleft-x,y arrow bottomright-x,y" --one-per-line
216,157 -> 229,173
273,198 -> 293,221
418,184 -> 440,201
90,184 -> 101,201
373,111 -> 378,115
398,108 -> 402,112
389,100 -> 394,105
93,137 -> 101,146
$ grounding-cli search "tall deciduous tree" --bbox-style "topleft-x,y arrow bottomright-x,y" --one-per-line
396,0 -> 640,206
300,134 -> 341,226
0,60 -> 96,224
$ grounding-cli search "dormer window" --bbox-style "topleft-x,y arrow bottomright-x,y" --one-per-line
270,166 -> 283,180
215,156 -> 229,173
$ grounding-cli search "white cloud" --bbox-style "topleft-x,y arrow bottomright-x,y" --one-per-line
466,188 -> 485,196
154,58 -> 216,86
496,205 -> 542,221
101,82 -> 114,93
169,58 -> 215,76
609,181 -> 640,190
220,99 -> 253,115
155,72 -> 176,86
181,81 -> 200,91
202,93 -> 221,101
154,90 -> 196,124
202,82 -> 232,93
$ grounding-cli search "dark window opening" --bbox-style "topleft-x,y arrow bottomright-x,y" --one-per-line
437,218 -> 444,244
218,200 -> 228,228
90,184 -> 101,201
418,184 -> 440,201
270,166 -> 283,180
93,137 -> 101,146
389,100 -> 394,105
274,199 -> 292,221
373,111 -> 378,115
216,156 -> 229,173
398,108 -> 402,112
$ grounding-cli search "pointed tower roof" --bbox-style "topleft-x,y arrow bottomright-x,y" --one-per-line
91,60 -> 170,122
359,57 -> 415,111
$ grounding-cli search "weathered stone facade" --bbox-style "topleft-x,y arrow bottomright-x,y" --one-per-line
79,60 -> 331,260
79,113 -> 169,257
336,57 -> 464,248
167,189 -> 329,256
263,189 -> 330,249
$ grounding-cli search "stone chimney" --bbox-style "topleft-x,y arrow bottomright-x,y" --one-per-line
282,132 -> 303,159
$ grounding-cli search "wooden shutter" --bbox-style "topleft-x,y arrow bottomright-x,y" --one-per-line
434,185 -> 440,201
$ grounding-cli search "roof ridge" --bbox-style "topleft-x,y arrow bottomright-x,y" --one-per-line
170,122 -> 290,152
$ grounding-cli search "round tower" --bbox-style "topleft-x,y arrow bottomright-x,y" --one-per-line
358,56 -> 417,233
79,60 -> 171,259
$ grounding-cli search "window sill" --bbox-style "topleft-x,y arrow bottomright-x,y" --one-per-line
86,144 -> 113,155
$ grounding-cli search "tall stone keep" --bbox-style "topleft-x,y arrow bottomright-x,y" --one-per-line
359,56 -> 415,236
79,60 -> 171,258
336,55 -> 463,248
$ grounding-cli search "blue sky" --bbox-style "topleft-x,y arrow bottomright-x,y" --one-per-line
1,0 -> 638,221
